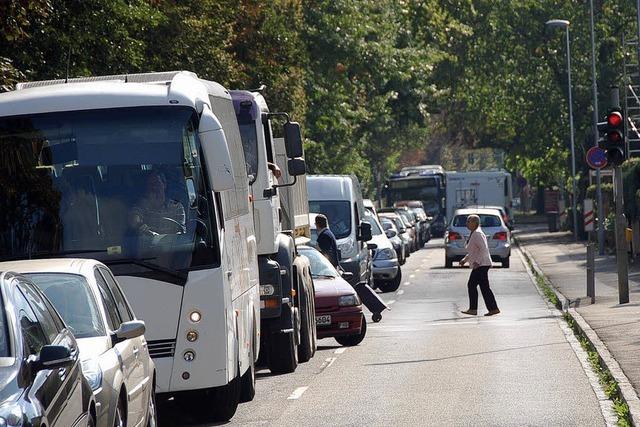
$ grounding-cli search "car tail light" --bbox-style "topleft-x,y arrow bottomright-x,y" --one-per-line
493,231 -> 508,241
448,231 -> 462,241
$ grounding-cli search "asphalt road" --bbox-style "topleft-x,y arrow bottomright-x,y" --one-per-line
162,239 -> 606,426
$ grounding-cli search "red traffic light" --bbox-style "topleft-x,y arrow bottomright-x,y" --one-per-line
607,130 -> 623,143
607,111 -> 623,128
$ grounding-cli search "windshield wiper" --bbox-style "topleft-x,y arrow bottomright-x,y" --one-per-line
106,258 -> 188,282
312,274 -> 336,279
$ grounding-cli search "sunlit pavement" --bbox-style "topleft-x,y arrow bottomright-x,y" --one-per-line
163,239 -> 605,426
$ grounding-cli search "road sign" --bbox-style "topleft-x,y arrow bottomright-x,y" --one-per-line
586,146 -> 607,169
584,198 -> 594,231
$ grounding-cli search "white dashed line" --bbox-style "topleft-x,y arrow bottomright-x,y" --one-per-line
409,274 -> 415,279
387,299 -> 396,305
397,290 -> 404,295
334,348 -> 346,354
288,386 -> 309,400
403,281 -> 411,286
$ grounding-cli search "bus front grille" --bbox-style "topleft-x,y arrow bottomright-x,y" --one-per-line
148,339 -> 176,359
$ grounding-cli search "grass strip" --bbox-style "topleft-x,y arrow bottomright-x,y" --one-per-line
523,251 -> 631,426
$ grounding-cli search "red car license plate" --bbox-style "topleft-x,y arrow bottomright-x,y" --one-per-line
316,315 -> 331,326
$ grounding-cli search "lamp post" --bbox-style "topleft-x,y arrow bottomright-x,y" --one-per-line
546,19 -> 578,241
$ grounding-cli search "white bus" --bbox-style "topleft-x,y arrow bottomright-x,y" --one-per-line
0,71 -> 259,421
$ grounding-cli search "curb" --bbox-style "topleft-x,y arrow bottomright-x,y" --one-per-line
515,235 -> 640,426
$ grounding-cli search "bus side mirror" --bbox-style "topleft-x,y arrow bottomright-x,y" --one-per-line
284,122 -> 303,158
199,105 -> 235,192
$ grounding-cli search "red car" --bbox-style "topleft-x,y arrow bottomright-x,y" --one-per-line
299,245 -> 367,346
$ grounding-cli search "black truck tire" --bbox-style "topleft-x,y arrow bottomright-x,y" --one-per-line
267,329 -> 298,374
297,285 -> 315,363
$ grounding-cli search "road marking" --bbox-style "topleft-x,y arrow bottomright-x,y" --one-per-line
409,274 -> 415,279
334,348 -> 346,354
403,281 -> 411,286
387,299 -> 396,305
287,386 -> 309,400
397,290 -> 404,295
415,269 -> 421,272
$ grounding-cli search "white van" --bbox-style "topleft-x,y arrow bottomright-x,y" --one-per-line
307,175 -> 373,285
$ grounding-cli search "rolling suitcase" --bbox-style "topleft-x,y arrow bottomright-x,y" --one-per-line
354,282 -> 389,323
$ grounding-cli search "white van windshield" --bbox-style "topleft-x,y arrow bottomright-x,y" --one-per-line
308,200 -> 351,239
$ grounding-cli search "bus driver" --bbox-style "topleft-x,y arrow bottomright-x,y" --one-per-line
130,171 -> 186,236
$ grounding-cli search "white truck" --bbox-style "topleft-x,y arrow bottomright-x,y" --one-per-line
445,170 -> 513,220
0,71 -> 260,422
231,90 -> 316,374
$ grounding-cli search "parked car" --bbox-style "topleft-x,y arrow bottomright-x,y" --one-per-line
466,204 -> 514,230
381,208 -> 418,251
444,208 -> 512,268
394,201 -> 431,247
378,212 -> 412,259
0,270 -> 96,426
298,246 -> 366,346
379,217 -> 406,265
0,259 -> 157,427
363,198 -> 378,218
363,211 -> 401,292
307,175 -> 373,285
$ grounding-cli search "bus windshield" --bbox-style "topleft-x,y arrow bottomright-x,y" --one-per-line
386,178 -> 442,215
0,106 -> 218,285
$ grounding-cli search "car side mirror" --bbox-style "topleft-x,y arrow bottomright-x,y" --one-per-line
358,222 -> 372,242
37,345 -> 74,371
385,229 -> 397,238
287,158 -> 306,177
112,320 -> 146,345
340,271 -> 354,281
284,121 -> 303,158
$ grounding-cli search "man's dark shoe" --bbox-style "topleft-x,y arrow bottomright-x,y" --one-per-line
485,309 -> 501,316
461,309 -> 477,315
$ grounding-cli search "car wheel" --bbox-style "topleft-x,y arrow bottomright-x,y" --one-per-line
445,257 -> 453,268
378,269 -> 401,293
502,257 -> 510,268
146,387 -> 158,427
114,396 -> 126,427
335,315 -> 367,346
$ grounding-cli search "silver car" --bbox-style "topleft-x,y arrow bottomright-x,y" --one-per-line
363,210 -> 401,292
444,208 -> 511,268
0,259 -> 157,427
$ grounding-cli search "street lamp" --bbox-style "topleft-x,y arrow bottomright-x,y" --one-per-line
546,19 -> 578,241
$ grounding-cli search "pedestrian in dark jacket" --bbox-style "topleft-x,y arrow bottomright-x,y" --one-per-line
315,214 -> 340,267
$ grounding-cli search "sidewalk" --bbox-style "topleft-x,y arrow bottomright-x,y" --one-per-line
516,224 -> 640,399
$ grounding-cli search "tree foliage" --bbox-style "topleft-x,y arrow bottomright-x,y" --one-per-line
1,0 -> 640,197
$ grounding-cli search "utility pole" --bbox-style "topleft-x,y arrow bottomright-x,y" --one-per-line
590,0 -> 605,255
611,87 -> 629,304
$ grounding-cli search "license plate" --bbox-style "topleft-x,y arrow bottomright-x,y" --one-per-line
316,315 -> 331,326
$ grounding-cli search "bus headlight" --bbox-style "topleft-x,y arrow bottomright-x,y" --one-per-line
186,330 -> 198,342
189,311 -> 202,323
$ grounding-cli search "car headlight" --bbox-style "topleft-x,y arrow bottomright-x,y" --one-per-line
338,294 -> 360,307
0,403 -> 24,427
374,248 -> 396,260
338,240 -> 357,259
81,359 -> 103,391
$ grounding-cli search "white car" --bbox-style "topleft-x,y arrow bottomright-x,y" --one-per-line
0,258 -> 157,427
444,208 -> 511,268
363,210 -> 401,292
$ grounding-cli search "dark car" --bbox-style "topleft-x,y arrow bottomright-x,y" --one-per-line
298,246 -> 366,347
0,271 -> 95,427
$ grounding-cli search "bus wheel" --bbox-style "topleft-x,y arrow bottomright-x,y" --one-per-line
196,369 -> 241,422
268,329 -> 298,374
240,345 -> 256,403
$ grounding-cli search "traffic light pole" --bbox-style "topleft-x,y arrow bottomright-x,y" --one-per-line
611,87 -> 629,304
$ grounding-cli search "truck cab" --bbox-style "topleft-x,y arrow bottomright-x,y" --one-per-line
231,90 -> 316,374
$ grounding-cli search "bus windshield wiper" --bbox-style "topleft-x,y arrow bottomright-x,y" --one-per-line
106,257 -> 188,282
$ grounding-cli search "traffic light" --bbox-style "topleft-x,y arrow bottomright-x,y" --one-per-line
598,108 -> 626,166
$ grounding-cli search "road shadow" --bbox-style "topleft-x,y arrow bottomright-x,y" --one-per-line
364,341 -> 566,366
